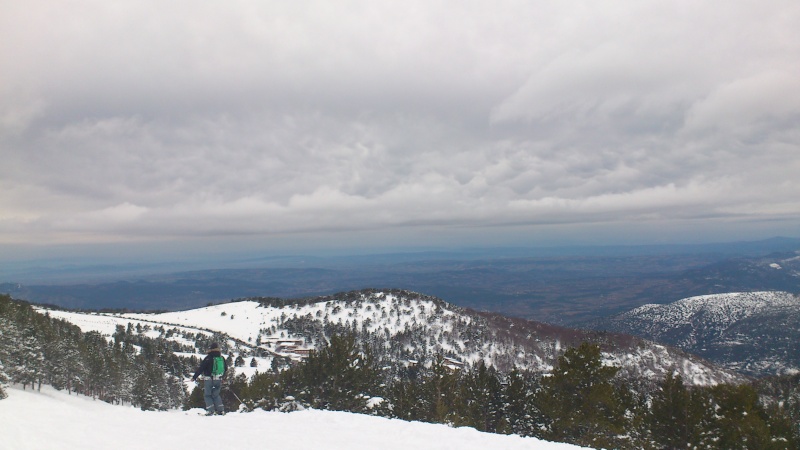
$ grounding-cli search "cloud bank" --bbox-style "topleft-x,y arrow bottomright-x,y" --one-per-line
2,0 -> 799,252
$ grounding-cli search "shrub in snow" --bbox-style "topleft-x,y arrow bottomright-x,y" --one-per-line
0,359 -> 8,400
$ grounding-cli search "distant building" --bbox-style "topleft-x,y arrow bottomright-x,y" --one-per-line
443,357 -> 465,371
276,339 -> 305,353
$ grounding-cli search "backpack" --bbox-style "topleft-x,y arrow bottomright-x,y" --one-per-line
211,355 -> 225,377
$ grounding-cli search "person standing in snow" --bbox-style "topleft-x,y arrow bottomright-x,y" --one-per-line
192,342 -> 227,415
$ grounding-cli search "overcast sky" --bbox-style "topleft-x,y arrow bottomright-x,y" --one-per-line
2,1 -> 799,260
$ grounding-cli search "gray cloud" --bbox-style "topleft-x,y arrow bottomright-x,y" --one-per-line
1,0 -> 799,251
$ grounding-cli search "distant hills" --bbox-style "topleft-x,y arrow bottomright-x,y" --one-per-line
3,237 -> 800,325
584,291 -> 800,377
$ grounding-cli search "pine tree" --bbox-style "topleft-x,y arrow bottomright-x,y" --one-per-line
709,384 -> 774,450
293,333 -> 380,412
132,360 -> 173,411
0,355 -> 9,399
386,376 -> 426,421
185,383 -> 205,410
165,373 -> 187,410
456,362 -> 505,433
239,371 -> 275,410
684,385 -> 718,448
84,331 -> 111,399
42,317 -> 91,395
538,342 -> 625,448
423,354 -> 459,424
0,315 -> 18,398
9,326 -> 45,390
502,368 -> 542,437
650,373 -> 691,449
115,340 -> 138,404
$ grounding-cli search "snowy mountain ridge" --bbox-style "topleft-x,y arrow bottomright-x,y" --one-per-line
617,291 -> 797,332
588,291 -> 800,376
41,289 -> 746,386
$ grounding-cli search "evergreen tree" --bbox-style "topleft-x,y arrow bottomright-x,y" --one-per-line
185,383 -> 206,410
759,402 -> 799,449
132,360 -> 178,411
538,342 -> 625,448
222,373 -> 248,412
240,371 -> 283,411
456,362 -> 506,433
292,333 -> 381,412
708,384 -> 777,450
0,354 -> 9,399
132,360 -> 159,410
685,385 -> 719,448
423,354 -> 459,424
754,374 -> 800,448
385,375 -> 427,421
8,325 -> 45,390
502,368 -> 542,437
613,377 -> 651,448
165,373 -> 188,410
49,334 -> 84,394
83,331 -> 112,399
0,316 -> 20,394
650,373 -> 691,449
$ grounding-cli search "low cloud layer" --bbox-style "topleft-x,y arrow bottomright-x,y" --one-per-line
2,1 -> 799,252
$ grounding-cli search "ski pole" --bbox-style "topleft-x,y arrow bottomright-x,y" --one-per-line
231,390 -> 244,405
224,382 -> 245,410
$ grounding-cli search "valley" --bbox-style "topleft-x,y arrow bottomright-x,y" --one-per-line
4,237 -> 800,325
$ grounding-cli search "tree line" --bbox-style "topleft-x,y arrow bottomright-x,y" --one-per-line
207,335 -> 799,449
0,295 -> 188,409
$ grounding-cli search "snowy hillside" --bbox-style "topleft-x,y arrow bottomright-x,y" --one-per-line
0,386 -> 589,450
590,291 -> 800,376
39,289 -> 745,385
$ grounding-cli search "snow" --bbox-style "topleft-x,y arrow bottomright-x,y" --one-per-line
39,308 -> 214,342
117,295 -> 464,345
0,385 -> 591,450
123,301 -> 267,343
621,291 -> 799,328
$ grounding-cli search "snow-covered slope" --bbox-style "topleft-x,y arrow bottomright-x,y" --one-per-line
590,291 -> 800,376
40,289 -> 745,385
0,385 -> 589,450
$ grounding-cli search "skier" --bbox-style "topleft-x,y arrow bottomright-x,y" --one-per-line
192,342 -> 227,415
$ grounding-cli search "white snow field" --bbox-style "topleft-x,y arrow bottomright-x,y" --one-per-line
0,386 -> 590,450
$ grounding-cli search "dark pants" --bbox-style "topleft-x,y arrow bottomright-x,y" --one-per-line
204,378 -> 223,413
